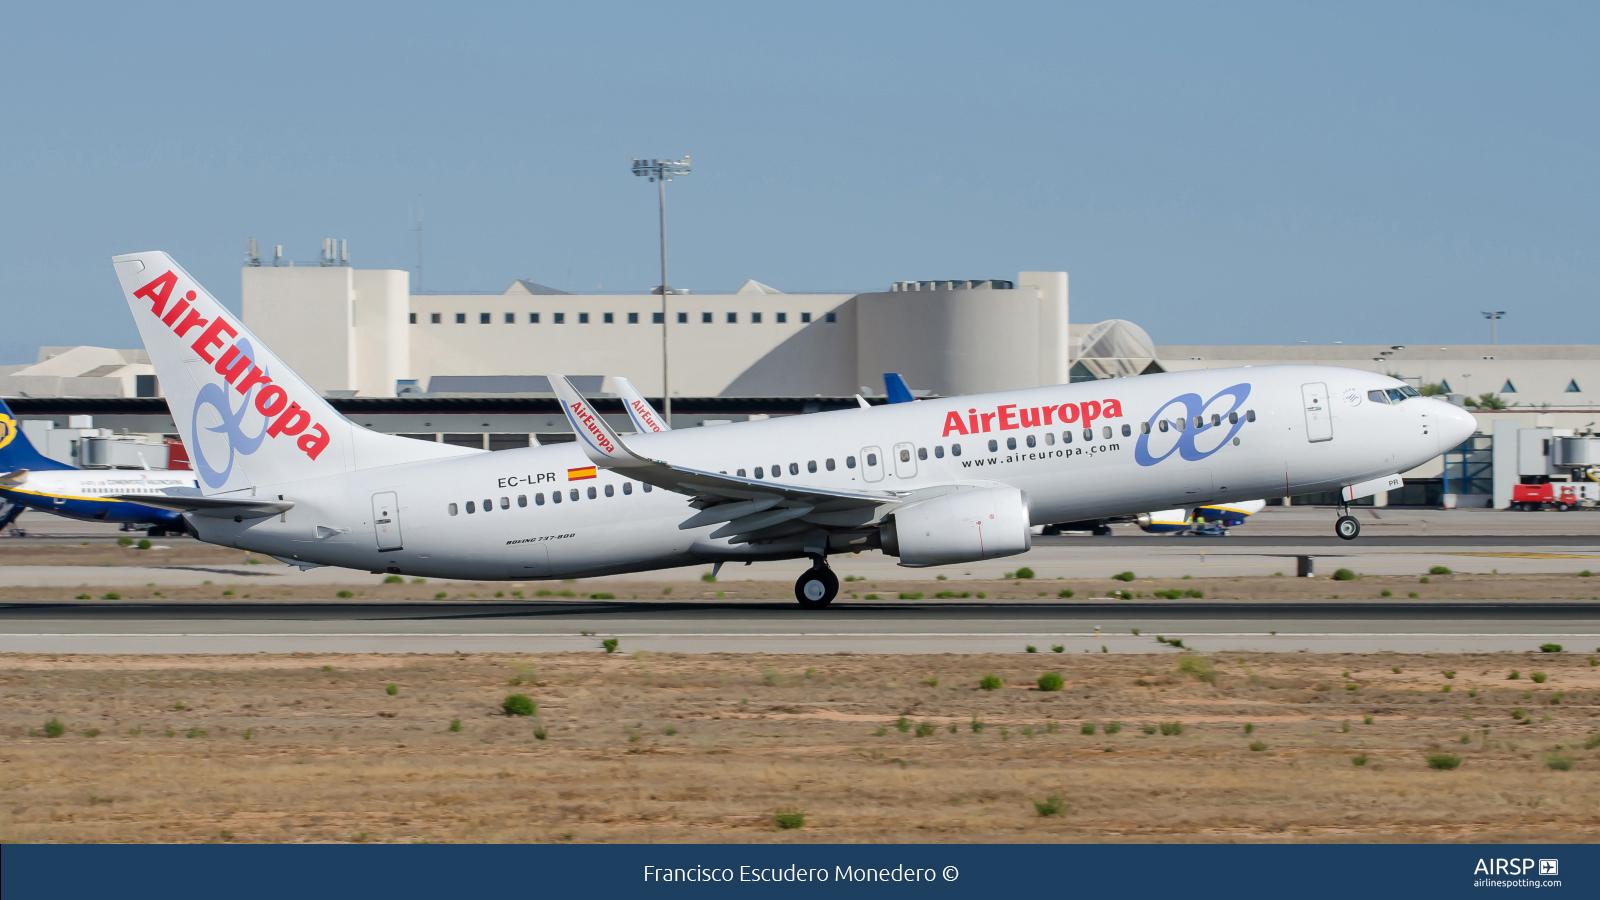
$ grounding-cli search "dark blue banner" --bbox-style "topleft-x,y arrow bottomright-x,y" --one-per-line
3,844 -> 1593,899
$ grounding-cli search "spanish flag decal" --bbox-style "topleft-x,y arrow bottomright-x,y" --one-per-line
567,466 -> 597,481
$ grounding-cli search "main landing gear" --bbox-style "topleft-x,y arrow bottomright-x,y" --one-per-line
1334,499 -> 1361,541
795,557 -> 839,609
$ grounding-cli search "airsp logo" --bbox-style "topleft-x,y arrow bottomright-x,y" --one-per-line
1539,859 -> 1559,876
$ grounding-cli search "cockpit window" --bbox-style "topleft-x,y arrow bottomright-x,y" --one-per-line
1367,390 -> 1391,404
1398,385 -> 1421,397
1386,388 -> 1407,404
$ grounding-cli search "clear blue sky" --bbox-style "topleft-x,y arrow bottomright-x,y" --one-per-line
2,1 -> 1595,363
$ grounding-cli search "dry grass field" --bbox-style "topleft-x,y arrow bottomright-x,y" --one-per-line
2,650 -> 1598,843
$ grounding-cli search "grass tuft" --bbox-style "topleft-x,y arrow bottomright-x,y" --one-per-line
448,718 -> 462,733
1249,741 -> 1268,751
1015,567 -> 1035,579
1159,721 -> 1184,736
385,684 -> 398,696
1539,643 -> 1562,653
1545,754 -> 1573,771
980,675 -> 1002,691
383,574 -> 404,583
1429,566 -> 1453,575
1033,796 -> 1066,817
43,717 -> 64,738
773,810 -> 804,829
1178,654 -> 1216,684
602,638 -> 619,653
1111,571 -> 1135,582
1352,753 -> 1369,766
1426,753 -> 1462,770
1037,672 -> 1064,692
1331,568 -> 1357,581
502,694 -> 536,717
1531,672 -> 1547,684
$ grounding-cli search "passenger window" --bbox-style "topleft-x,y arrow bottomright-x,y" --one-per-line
771,463 -> 781,476
1122,424 -> 1133,437
1062,430 -> 1072,443
934,445 -> 945,457
826,458 -> 836,471
500,497 -> 509,509
1140,422 -> 1150,435
1103,426 -> 1112,439
952,443 -> 962,456
587,486 -> 597,499
570,489 -> 579,501
1176,417 -> 1186,431
917,447 -> 927,460
866,453 -> 878,466
754,467 -> 764,479
1159,419 -> 1169,433
1193,416 -> 1204,429
789,462 -> 799,475
517,495 -> 527,507
484,498 -> 493,511
1246,409 -> 1256,422
1025,434 -> 1036,448
1044,432 -> 1055,446
807,460 -> 817,473
737,468 -> 746,477
847,456 -> 856,468
623,482 -> 632,495
552,491 -> 561,504
1228,412 -> 1238,424
1083,428 -> 1093,441
988,439 -> 998,452
900,448 -> 911,462
466,501 -> 475,513
1210,415 -> 1220,427
448,503 -> 458,516
604,484 -> 614,497
536,493 -> 545,506
643,483 -> 652,492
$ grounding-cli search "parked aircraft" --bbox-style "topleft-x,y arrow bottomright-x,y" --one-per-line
0,398 -> 197,535
1136,499 -> 1268,535
110,251 -> 1475,606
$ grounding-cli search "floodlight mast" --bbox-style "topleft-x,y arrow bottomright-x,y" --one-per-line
1480,310 -> 1505,346
631,155 -> 692,425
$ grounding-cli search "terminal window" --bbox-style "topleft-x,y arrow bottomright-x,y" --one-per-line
504,312 -> 514,324
431,313 -> 441,324
776,312 -> 787,323
727,312 -> 737,323
529,312 -> 539,323
824,312 -> 836,323
579,312 -> 590,324
455,313 -> 466,324
553,313 -> 565,324
677,311 -> 687,323
603,312 -> 614,324
702,312 -> 713,323
751,312 -> 762,323
652,312 -> 663,323
480,313 -> 491,324
409,313 -> 417,324
628,312 -> 639,324
801,312 -> 811,323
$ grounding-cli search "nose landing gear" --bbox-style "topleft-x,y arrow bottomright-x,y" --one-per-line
1334,499 -> 1361,540
795,557 -> 839,609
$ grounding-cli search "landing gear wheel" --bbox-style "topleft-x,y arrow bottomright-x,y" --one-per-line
795,566 -> 839,609
1092,524 -> 1113,536
1335,514 -> 1361,541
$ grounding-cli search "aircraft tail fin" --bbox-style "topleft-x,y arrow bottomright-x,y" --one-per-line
612,376 -> 671,433
110,251 -> 479,495
883,373 -> 916,404
0,398 -> 76,473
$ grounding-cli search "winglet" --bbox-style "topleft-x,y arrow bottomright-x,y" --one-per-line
548,374 -> 654,469
613,376 -> 671,433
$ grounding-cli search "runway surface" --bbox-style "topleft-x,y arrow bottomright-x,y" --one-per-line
2,597 -> 1594,655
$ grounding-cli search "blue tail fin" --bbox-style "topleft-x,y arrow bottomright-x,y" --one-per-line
883,373 -> 915,404
0,399 -> 76,472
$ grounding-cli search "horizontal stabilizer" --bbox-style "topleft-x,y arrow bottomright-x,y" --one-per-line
116,493 -> 293,519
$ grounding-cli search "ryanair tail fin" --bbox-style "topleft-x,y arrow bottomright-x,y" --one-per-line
0,398 -> 76,474
883,373 -> 916,404
110,251 -> 478,495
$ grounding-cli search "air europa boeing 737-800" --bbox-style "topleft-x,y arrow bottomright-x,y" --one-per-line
109,251 -> 1475,607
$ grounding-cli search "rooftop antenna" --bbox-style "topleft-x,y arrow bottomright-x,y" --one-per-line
246,238 -> 260,267
273,244 -> 283,267
411,196 -> 424,292
340,239 -> 348,266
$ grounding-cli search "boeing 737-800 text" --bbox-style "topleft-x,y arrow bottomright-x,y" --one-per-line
109,252 -> 1475,606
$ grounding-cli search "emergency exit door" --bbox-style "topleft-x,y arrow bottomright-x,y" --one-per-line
860,446 -> 884,482
1301,383 -> 1333,443
372,491 -> 403,551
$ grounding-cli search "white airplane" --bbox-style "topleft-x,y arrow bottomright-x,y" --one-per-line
1136,498 -> 1268,535
108,251 -> 1475,606
0,398 -> 198,536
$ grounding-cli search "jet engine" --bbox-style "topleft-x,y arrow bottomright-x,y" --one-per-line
879,487 -> 1032,567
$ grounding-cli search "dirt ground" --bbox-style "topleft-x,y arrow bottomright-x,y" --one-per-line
2,650 -> 1597,843
6,570 -> 1600,604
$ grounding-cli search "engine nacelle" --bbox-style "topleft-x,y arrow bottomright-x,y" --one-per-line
879,487 -> 1032,567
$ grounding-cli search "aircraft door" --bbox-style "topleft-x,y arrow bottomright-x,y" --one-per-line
892,442 -> 918,479
860,446 -> 884,483
372,491 -> 402,551
1301,383 -> 1333,443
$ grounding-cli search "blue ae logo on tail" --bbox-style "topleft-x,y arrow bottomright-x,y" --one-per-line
192,338 -> 268,488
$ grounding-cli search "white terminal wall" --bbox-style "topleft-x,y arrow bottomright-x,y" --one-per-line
241,266 -> 410,398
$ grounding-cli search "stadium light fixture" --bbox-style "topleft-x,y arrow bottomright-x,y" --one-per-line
631,155 -> 692,425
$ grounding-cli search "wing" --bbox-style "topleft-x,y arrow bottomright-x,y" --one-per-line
548,373 -> 905,543
612,376 -> 671,433
116,492 -> 294,520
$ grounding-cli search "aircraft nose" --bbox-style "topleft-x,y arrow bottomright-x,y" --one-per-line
1435,399 -> 1478,450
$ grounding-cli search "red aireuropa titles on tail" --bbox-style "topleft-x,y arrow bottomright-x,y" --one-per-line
133,270 -> 331,461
